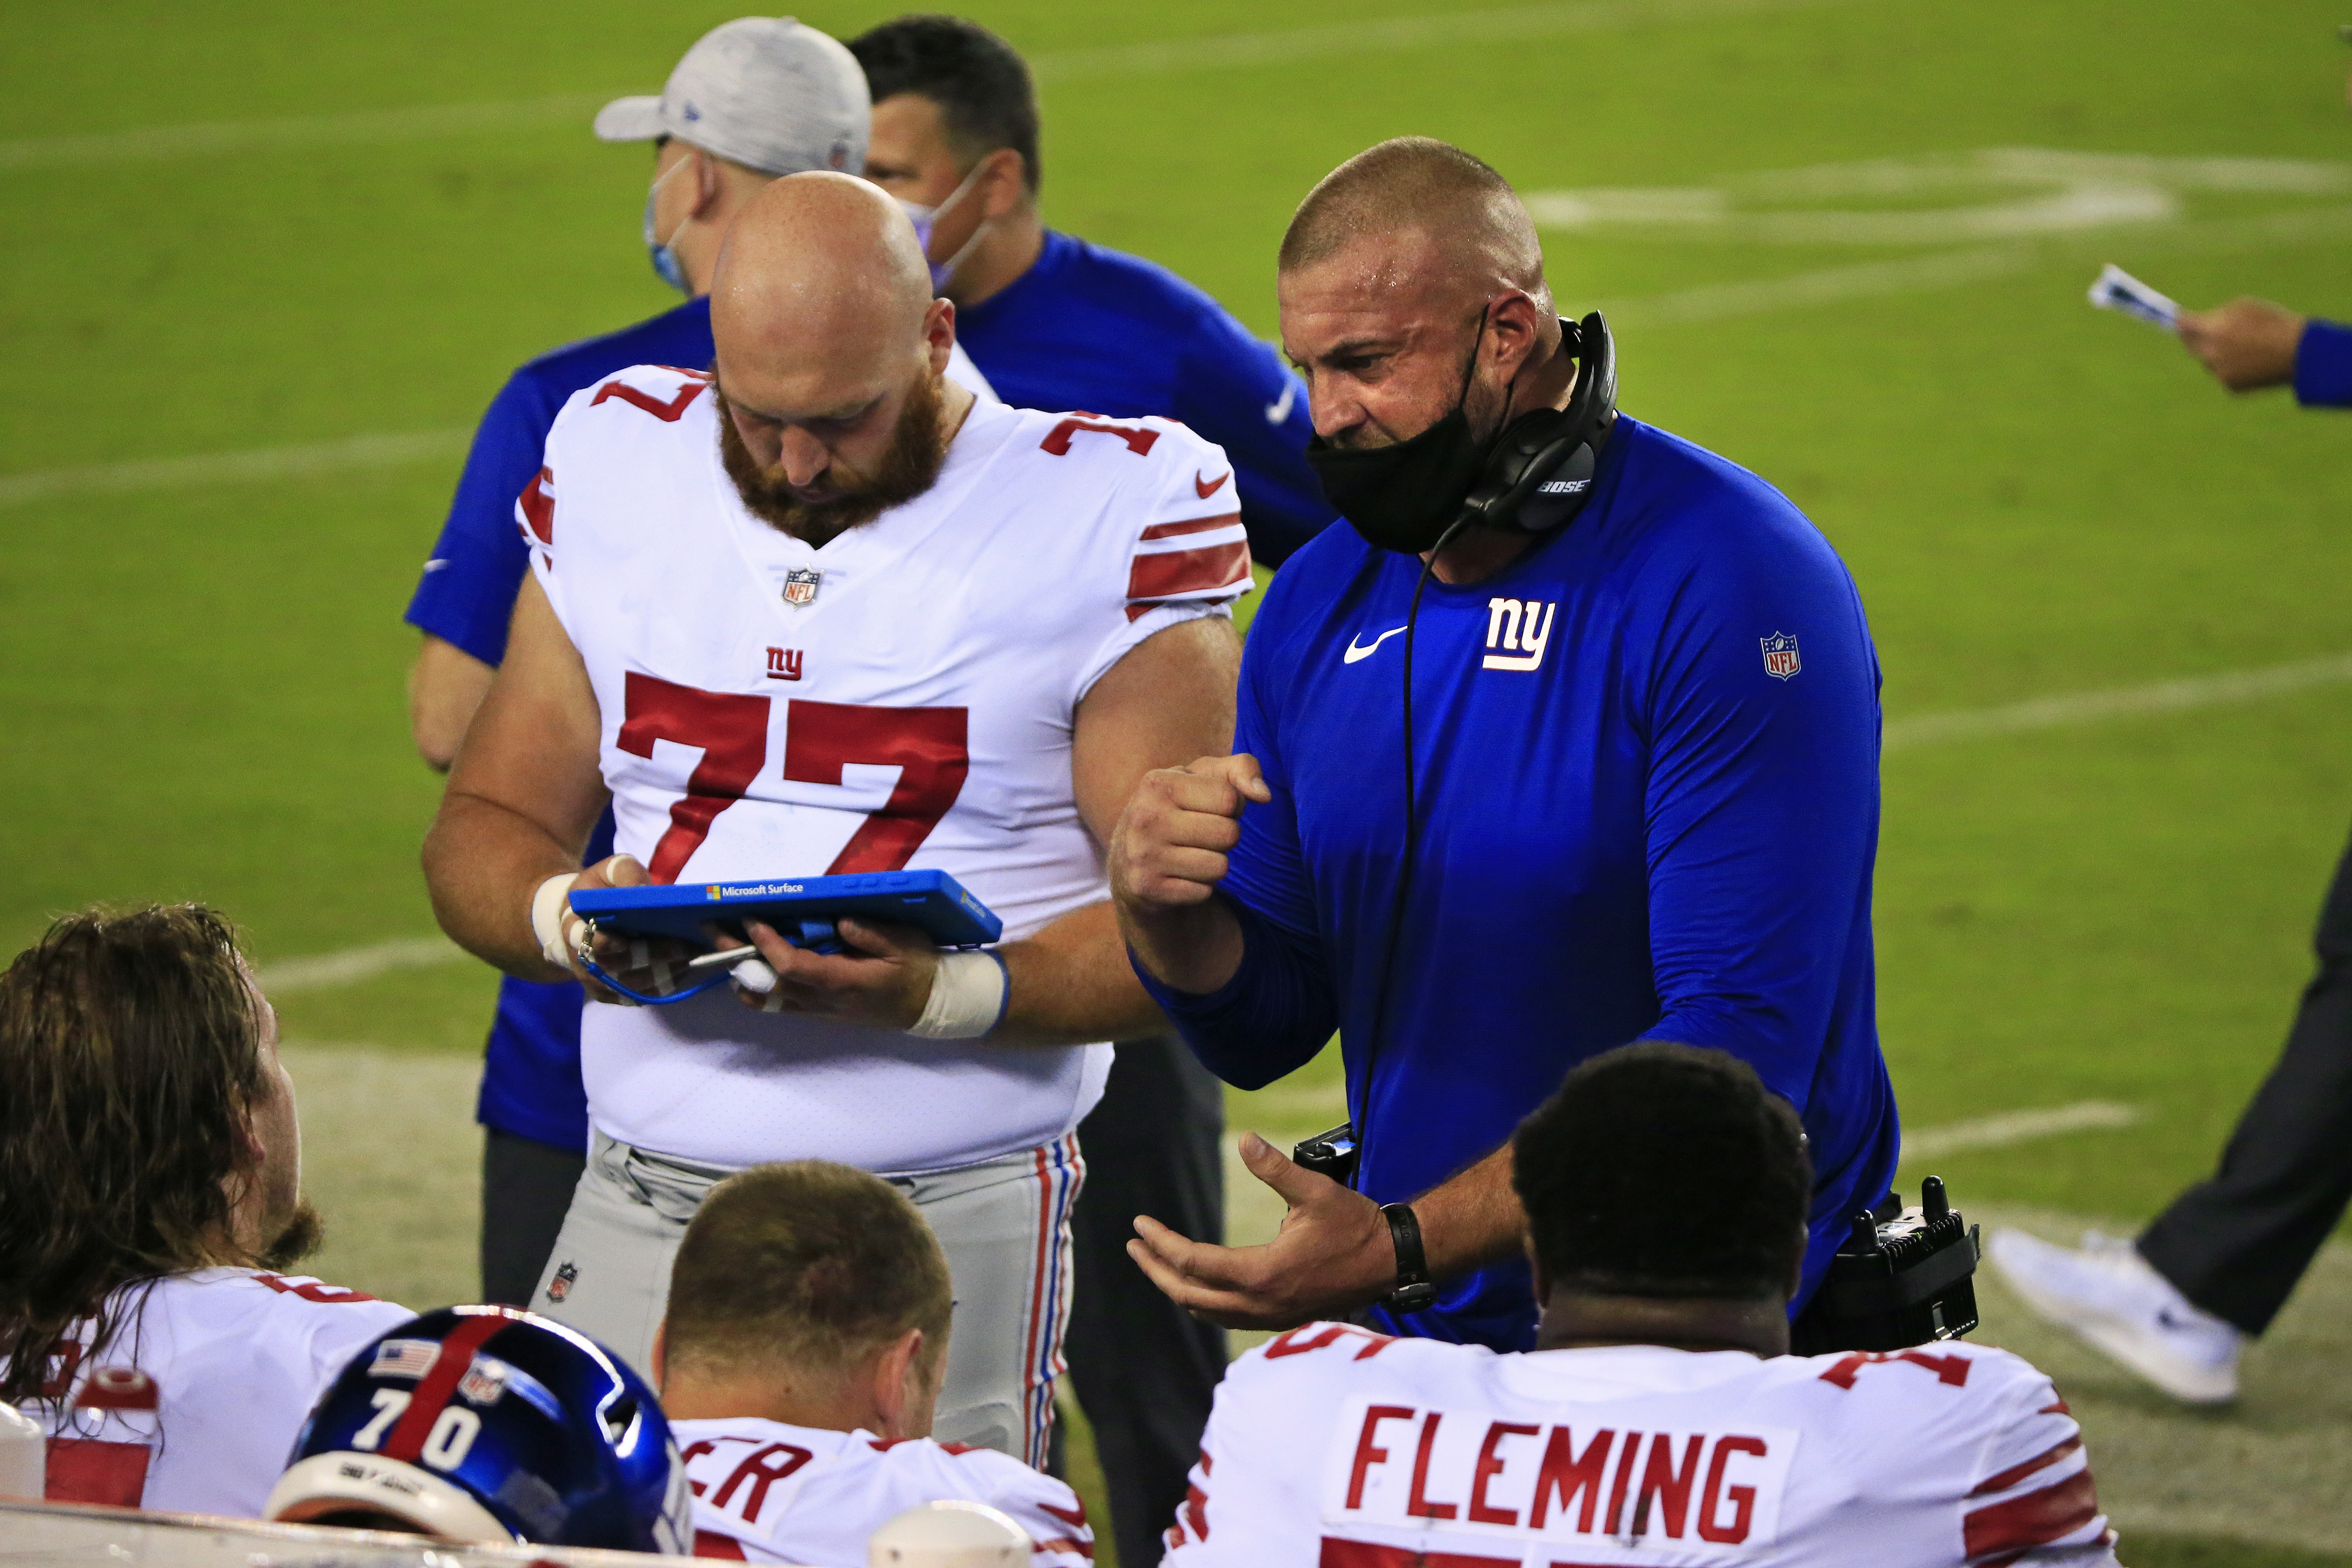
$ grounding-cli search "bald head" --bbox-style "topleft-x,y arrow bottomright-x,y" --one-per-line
1280,137 -> 1548,309
712,172 -> 936,390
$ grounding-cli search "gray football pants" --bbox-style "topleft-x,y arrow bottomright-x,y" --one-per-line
530,1129 -> 1083,1467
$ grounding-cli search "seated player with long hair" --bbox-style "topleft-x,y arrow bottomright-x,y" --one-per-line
0,906 -> 412,1517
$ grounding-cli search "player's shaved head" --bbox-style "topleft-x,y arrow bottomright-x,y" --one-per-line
706,171 -> 971,545
711,170 -> 934,381
1280,137 -> 1549,312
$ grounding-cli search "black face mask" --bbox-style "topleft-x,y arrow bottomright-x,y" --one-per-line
1304,323 -> 1500,555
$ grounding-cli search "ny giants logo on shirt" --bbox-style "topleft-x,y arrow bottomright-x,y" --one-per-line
765,647 -> 804,682
1321,1398 -> 1794,1553
1483,598 -> 1557,672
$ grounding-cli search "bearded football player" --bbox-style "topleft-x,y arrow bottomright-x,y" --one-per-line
422,170 -> 1251,1468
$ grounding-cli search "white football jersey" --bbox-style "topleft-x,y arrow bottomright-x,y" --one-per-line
1165,1324 -> 2118,1568
525,366 -> 1252,1173
675,1416 -> 1093,1566
5,1268 -> 412,1519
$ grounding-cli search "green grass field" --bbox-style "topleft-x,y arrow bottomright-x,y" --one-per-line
8,0 -> 2352,1558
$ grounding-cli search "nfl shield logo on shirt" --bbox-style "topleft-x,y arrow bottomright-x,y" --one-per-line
1760,631 -> 1801,680
782,568 -> 823,608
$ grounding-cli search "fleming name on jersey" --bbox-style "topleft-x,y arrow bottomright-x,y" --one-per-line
522,364 -> 1252,1176
1165,1324 -> 2116,1568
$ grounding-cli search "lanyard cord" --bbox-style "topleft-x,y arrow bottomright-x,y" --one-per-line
1349,512 -> 1475,1190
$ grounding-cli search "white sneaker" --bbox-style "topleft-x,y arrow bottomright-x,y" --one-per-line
1987,1228 -> 2244,1404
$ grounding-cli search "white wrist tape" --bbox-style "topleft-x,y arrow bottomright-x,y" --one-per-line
906,950 -> 1010,1039
531,873 -> 581,970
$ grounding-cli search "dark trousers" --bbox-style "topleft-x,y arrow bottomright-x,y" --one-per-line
481,1126 -> 589,1308
2139,818 -> 2352,1336
1064,1036 -> 1229,1568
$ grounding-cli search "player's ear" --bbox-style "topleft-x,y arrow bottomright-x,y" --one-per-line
649,1320 -> 668,1392
872,1326 -> 930,1440
923,298 -> 956,376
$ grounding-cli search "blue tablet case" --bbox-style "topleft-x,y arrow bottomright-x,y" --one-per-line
569,869 -> 1002,951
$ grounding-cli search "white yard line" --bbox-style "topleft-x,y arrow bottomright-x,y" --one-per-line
1901,1101 -> 2141,1162
1884,652 -> 2352,751
0,0 -> 1877,172
0,429 -> 468,510
252,935 -> 465,993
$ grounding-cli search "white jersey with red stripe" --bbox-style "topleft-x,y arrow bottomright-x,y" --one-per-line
1164,1323 -> 2119,1568
4,1268 -> 412,1520
675,1416 -> 1093,1566
524,365 -> 1251,1174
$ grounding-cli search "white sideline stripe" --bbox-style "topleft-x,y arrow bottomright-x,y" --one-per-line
1885,652 -> 2352,750
0,0 -> 1874,171
252,936 -> 466,993
0,429 -> 469,509
1608,201 -> 2352,328
1902,1101 -> 2141,1162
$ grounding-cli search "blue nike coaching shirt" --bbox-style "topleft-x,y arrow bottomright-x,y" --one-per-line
407,240 -> 1330,1154
1142,415 -> 1899,1352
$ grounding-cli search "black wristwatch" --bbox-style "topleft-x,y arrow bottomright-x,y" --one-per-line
1379,1203 -> 1437,1312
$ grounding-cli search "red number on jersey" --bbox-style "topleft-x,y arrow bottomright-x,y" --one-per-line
615,679 -> 972,882
1040,416 -> 1161,458
617,674 -> 774,884
254,1274 -> 380,1304
1818,1349 -> 1973,1390
782,700 -> 970,873
592,377 -> 709,422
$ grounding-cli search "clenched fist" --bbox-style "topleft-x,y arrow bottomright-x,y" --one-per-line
2178,297 -> 2307,392
1107,753 -> 1272,993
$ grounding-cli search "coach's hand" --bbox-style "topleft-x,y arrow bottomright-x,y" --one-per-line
722,916 -> 938,1028
1109,753 -> 1270,995
564,853 -> 699,1006
2179,296 -> 2307,392
1129,1132 -> 1398,1330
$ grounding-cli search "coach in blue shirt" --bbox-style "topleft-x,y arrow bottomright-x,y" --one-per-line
1114,138 -> 1899,1354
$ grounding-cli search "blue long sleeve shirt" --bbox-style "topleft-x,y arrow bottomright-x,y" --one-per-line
1139,416 -> 1900,1352
2295,318 -> 2352,407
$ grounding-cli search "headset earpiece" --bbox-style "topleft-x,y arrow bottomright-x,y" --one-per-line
1454,312 -> 1617,536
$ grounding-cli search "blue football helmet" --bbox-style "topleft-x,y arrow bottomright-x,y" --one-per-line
266,1305 -> 690,1553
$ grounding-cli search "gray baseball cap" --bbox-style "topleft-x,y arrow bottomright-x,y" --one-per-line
594,17 -> 868,177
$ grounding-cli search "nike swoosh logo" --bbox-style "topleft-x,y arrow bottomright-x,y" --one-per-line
1265,381 -> 1297,424
1343,626 -> 1406,664
1195,468 -> 1232,499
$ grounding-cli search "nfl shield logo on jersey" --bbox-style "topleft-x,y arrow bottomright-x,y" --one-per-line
782,568 -> 823,608
1760,631 -> 1801,680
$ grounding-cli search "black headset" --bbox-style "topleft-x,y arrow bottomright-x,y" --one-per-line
1454,310 -> 1617,538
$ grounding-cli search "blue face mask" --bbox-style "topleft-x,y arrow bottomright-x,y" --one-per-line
894,161 -> 991,294
643,158 -> 692,295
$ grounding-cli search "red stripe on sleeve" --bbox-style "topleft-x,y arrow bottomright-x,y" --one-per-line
1127,540 -> 1252,602
519,466 -> 555,546
1962,1468 -> 2101,1559
1140,511 -> 1241,542
378,1312 -> 512,1462
1970,1434 -> 2082,1497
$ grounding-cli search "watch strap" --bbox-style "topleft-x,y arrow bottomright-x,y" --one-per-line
1379,1202 -> 1437,1312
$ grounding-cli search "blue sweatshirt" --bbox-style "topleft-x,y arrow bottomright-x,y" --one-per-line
2296,318 -> 2352,407
1138,416 -> 1900,1352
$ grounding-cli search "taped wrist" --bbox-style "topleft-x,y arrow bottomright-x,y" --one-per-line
531,873 -> 580,970
906,950 -> 1010,1039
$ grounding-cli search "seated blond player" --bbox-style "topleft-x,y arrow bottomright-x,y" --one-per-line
653,1161 -> 1092,1565
1166,1044 -> 2120,1568
0,906 -> 412,1517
